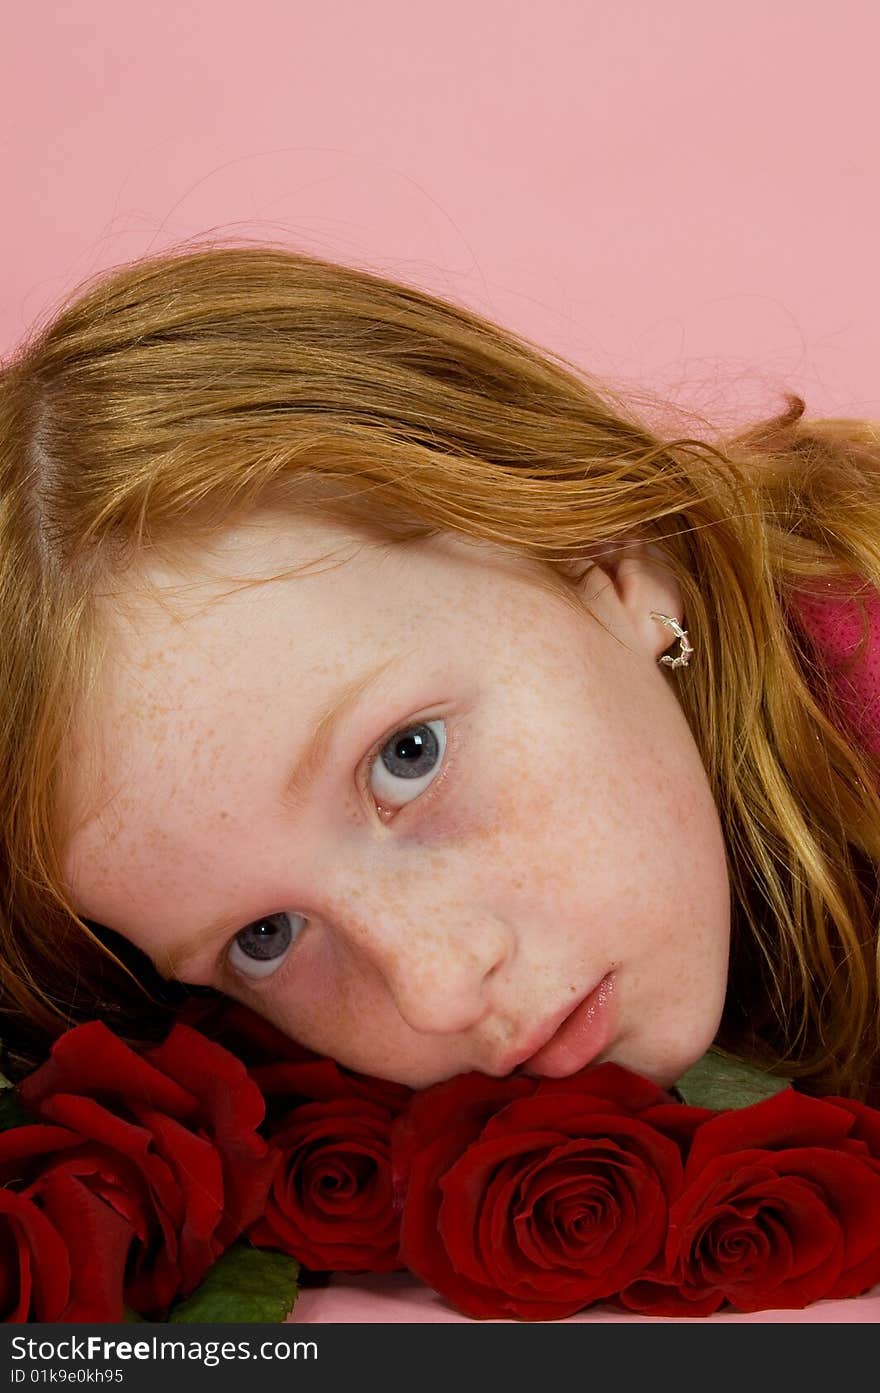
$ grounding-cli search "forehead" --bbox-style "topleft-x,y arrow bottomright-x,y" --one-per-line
78,514 -> 545,705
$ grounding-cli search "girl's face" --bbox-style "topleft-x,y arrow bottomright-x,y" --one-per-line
60,516 -> 731,1090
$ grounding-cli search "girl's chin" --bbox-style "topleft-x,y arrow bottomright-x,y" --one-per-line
608,1047 -> 711,1092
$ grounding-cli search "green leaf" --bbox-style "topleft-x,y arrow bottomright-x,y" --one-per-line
0,1088 -> 34,1133
0,1054 -> 17,1092
123,1305 -> 146,1322
167,1242 -> 300,1324
673,1047 -> 793,1111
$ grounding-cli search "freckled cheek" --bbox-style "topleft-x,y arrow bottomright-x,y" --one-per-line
418,790 -> 491,843
270,934 -> 391,1062
429,774 -> 577,918
298,940 -> 354,1037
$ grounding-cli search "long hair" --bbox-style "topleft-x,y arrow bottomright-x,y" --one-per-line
2,240 -> 879,1096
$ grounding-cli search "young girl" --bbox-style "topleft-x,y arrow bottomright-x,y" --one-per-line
1,242 -> 879,1105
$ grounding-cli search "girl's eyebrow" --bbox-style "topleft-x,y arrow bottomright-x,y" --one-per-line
159,646 -> 416,981
281,648 -> 413,814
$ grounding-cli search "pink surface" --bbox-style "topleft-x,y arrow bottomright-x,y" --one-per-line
288,1272 -> 880,1324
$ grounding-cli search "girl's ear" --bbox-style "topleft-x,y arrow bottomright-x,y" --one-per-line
580,540 -> 685,665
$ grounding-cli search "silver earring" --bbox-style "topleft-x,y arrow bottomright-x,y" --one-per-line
650,612 -> 693,669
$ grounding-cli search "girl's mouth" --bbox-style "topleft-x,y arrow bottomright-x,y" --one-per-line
517,972 -> 618,1078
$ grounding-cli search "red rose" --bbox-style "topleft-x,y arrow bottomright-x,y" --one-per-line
246,1056 -> 412,1272
249,1053 -> 413,1113
178,994 -> 410,1121
176,995 -> 315,1068
0,1122 -> 134,1322
12,1020 -> 280,1320
392,1063 -> 708,1321
619,1088 -> 880,1316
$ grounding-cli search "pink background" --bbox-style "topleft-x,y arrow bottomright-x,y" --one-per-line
4,0 -> 880,1325
3,1 -> 879,434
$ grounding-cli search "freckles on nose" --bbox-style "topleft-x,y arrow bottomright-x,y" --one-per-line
332,902 -> 496,1032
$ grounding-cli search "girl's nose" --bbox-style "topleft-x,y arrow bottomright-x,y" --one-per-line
347,908 -> 514,1035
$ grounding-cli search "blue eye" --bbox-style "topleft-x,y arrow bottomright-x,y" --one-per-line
227,911 -> 305,981
368,719 -> 446,807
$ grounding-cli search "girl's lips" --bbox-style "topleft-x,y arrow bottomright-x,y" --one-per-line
518,972 -> 618,1078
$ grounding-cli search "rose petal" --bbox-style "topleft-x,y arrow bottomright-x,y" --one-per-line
0,1188 -> 72,1322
